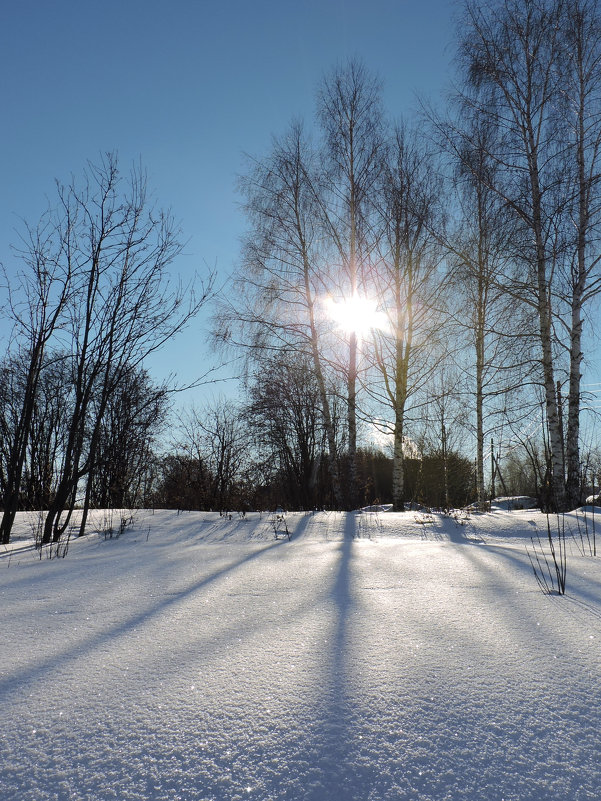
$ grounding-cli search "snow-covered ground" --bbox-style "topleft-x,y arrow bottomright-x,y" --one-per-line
2,508 -> 601,800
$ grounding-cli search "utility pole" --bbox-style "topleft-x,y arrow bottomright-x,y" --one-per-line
490,437 -> 496,501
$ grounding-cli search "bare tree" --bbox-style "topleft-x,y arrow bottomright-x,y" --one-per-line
88,368 -> 169,509
222,62 -> 384,509
317,58 -> 385,507
456,0 -> 570,507
418,369 -> 472,510
222,121 -> 344,506
165,400 -> 250,511
368,125 -> 446,511
0,219 -> 72,544
36,154 -> 211,543
246,355 -> 335,509
453,0 -> 601,509
438,115 -> 534,504
21,353 -> 72,511
181,400 -> 249,511
558,0 -> 601,507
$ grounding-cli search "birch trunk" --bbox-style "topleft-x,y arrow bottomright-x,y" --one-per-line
566,295 -> 582,508
390,242 -> 413,512
306,277 -> 344,509
565,9 -> 593,509
391,322 -> 409,511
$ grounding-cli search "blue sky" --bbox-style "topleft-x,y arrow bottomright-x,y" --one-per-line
1,0 -> 458,400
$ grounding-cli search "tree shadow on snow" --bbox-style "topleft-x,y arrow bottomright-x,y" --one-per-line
287,511 -> 313,542
261,512 -> 378,800
0,538 -> 286,698
306,512 -> 359,798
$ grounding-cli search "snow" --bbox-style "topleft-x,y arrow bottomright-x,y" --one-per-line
490,496 -> 539,511
2,508 -> 601,800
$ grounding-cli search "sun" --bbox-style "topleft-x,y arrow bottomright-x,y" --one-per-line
325,293 -> 388,338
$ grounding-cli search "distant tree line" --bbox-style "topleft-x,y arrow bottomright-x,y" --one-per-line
155,393 -> 478,513
155,390 -> 596,513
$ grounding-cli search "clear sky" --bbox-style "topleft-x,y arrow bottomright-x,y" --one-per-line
1,0 -> 459,402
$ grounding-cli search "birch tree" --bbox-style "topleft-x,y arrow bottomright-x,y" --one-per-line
317,59 -> 385,507
440,116 -> 531,504
369,125 -> 445,511
559,0 -> 601,507
225,121 -> 344,506
456,0 -> 601,509
457,0 -> 569,507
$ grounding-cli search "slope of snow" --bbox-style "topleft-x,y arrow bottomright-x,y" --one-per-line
2,509 -> 601,800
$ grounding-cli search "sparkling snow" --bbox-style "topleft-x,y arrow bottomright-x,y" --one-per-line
1,508 -> 601,800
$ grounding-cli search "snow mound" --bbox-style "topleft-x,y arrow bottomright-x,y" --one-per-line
491,495 -> 538,511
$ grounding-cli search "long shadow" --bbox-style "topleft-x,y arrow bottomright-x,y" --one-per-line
446,525 -> 481,545
298,511 -> 359,799
249,526 -> 601,801
0,538 -> 284,698
448,537 -> 541,599
441,539 -> 594,663
329,512 -> 356,691
485,539 -> 601,611
287,511 -> 313,542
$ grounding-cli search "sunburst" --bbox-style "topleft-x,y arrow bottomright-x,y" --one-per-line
325,293 -> 388,338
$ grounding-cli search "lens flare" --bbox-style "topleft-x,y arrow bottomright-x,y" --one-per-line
325,293 -> 388,337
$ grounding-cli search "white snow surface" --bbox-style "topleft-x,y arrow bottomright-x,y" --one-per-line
2,507 -> 601,800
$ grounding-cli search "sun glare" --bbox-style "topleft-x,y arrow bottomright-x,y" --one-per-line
325,294 -> 388,338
